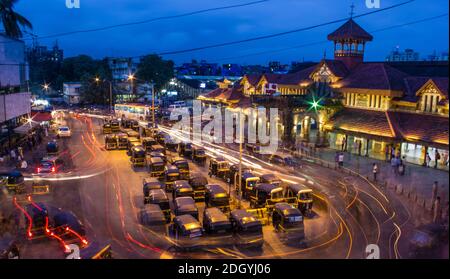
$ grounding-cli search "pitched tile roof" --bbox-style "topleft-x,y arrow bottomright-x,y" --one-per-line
323,60 -> 349,77
402,77 -> 449,102
325,108 -> 396,138
327,19 -> 373,41
337,63 -> 408,91
388,111 -> 449,146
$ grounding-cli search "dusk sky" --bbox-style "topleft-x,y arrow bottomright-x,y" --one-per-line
15,0 -> 449,65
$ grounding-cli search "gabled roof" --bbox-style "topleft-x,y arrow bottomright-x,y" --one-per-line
278,65 -> 317,85
336,63 -> 408,92
402,77 -> 449,102
327,19 -> 373,41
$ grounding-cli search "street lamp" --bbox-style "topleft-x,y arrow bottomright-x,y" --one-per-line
127,74 -> 135,101
95,77 -> 113,114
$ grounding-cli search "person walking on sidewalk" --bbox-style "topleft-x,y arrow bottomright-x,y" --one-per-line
433,197 -> 442,224
372,163 -> 379,182
338,152 -> 344,168
17,146 -> 24,159
425,152 -> 431,167
434,150 -> 441,169
431,181 -> 438,210
10,149 -> 16,164
391,156 -> 398,175
357,140 -> 362,156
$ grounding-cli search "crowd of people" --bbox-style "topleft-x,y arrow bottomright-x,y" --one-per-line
0,127 -> 46,171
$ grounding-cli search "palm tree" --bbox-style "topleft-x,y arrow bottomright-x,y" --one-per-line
0,0 -> 32,39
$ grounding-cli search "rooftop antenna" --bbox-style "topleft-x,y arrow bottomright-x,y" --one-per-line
350,2 -> 355,18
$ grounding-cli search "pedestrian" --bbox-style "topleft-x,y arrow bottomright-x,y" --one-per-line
10,149 -> 16,163
391,156 -> 398,175
431,181 -> 438,210
338,152 -> 344,168
391,146 -> 395,160
18,146 -> 24,158
44,127 -> 49,137
433,197 -> 442,224
372,163 -> 378,182
398,160 -> 405,176
385,145 -> 390,162
341,136 -> 346,152
20,160 -> 28,170
434,150 -> 441,169
357,140 -> 362,156
425,152 -> 431,167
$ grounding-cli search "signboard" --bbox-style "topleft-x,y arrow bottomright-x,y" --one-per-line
355,94 -> 368,108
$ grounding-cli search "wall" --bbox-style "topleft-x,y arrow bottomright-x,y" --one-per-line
0,92 -> 32,122
0,35 -> 28,86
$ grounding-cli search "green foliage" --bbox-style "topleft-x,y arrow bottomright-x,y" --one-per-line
136,54 -> 174,92
0,0 -> 32,39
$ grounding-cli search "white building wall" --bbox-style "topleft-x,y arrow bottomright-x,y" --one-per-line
0,92 -> 32,122
0,34 -> 28,86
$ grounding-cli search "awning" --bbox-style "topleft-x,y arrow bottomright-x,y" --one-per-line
31,111 -> 52,123
13,122 -> 40,135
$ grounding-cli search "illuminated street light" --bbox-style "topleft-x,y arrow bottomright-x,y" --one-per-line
127,74 -> 135,81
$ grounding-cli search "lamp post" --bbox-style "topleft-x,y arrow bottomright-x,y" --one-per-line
95,77 -> 113,114
127,74 -> 135,102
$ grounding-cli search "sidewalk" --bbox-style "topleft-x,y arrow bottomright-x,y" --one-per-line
312,148 -> 449,203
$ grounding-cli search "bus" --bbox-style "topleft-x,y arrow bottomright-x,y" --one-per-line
114,103 -> 159,122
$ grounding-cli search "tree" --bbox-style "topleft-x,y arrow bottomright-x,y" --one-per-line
136,54 -> 174,92
0,0 -> 32,39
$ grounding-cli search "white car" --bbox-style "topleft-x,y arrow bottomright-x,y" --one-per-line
57,126 -> 71,138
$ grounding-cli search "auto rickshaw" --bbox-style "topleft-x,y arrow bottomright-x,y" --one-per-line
0,171 -> 25,194
102,123 -> 112,134
117,133 -> 128,150
126,130 -> 140,140
31,180 -> 50,195
130,120 -> 140,132
138,204 -> 166,233
230,210 -> 263,249
142,137 -> 157,153
272,203 -> 305,242
146,189 -> 171,222
188,173 -> 208,201
173,197 -> 199,220
147,157 -> 165,178
104,135 -> 118,150
130,146 -> 146,168
236,172 -> 260,200
150,144 -> 166,155
169,214 -> 203,250
228,164 -> 252,185
259,173 -> 282,187
286,184 -> 314,216
172,180 -> 194,201
127,137 -> 141,155
147,151 -> 166,164
164,135 -> 178,151
110,120 -> 120,133
143,177 -> 164,204
80,242 -> 113,259
205,184 -> 231,213
164,165 -> 180,192
155,131 -> 166,145
46,141 -> 59,155
178,141 -> 193,158
203,207 -> 233,244
0,237 -> 20,259
249,183 -> 284,210
208,157 -> 230,180
170,157 -> 190,180
191,146 -> 206,166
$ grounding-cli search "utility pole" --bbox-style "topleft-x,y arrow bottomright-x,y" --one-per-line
237,108 -> 244,209
109,81 -> 113,114
151,82 -> 156,128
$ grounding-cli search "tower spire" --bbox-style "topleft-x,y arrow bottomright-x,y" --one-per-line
350,3 -> 355,18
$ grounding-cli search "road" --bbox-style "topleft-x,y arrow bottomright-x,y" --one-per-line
16,113 -> 414,259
